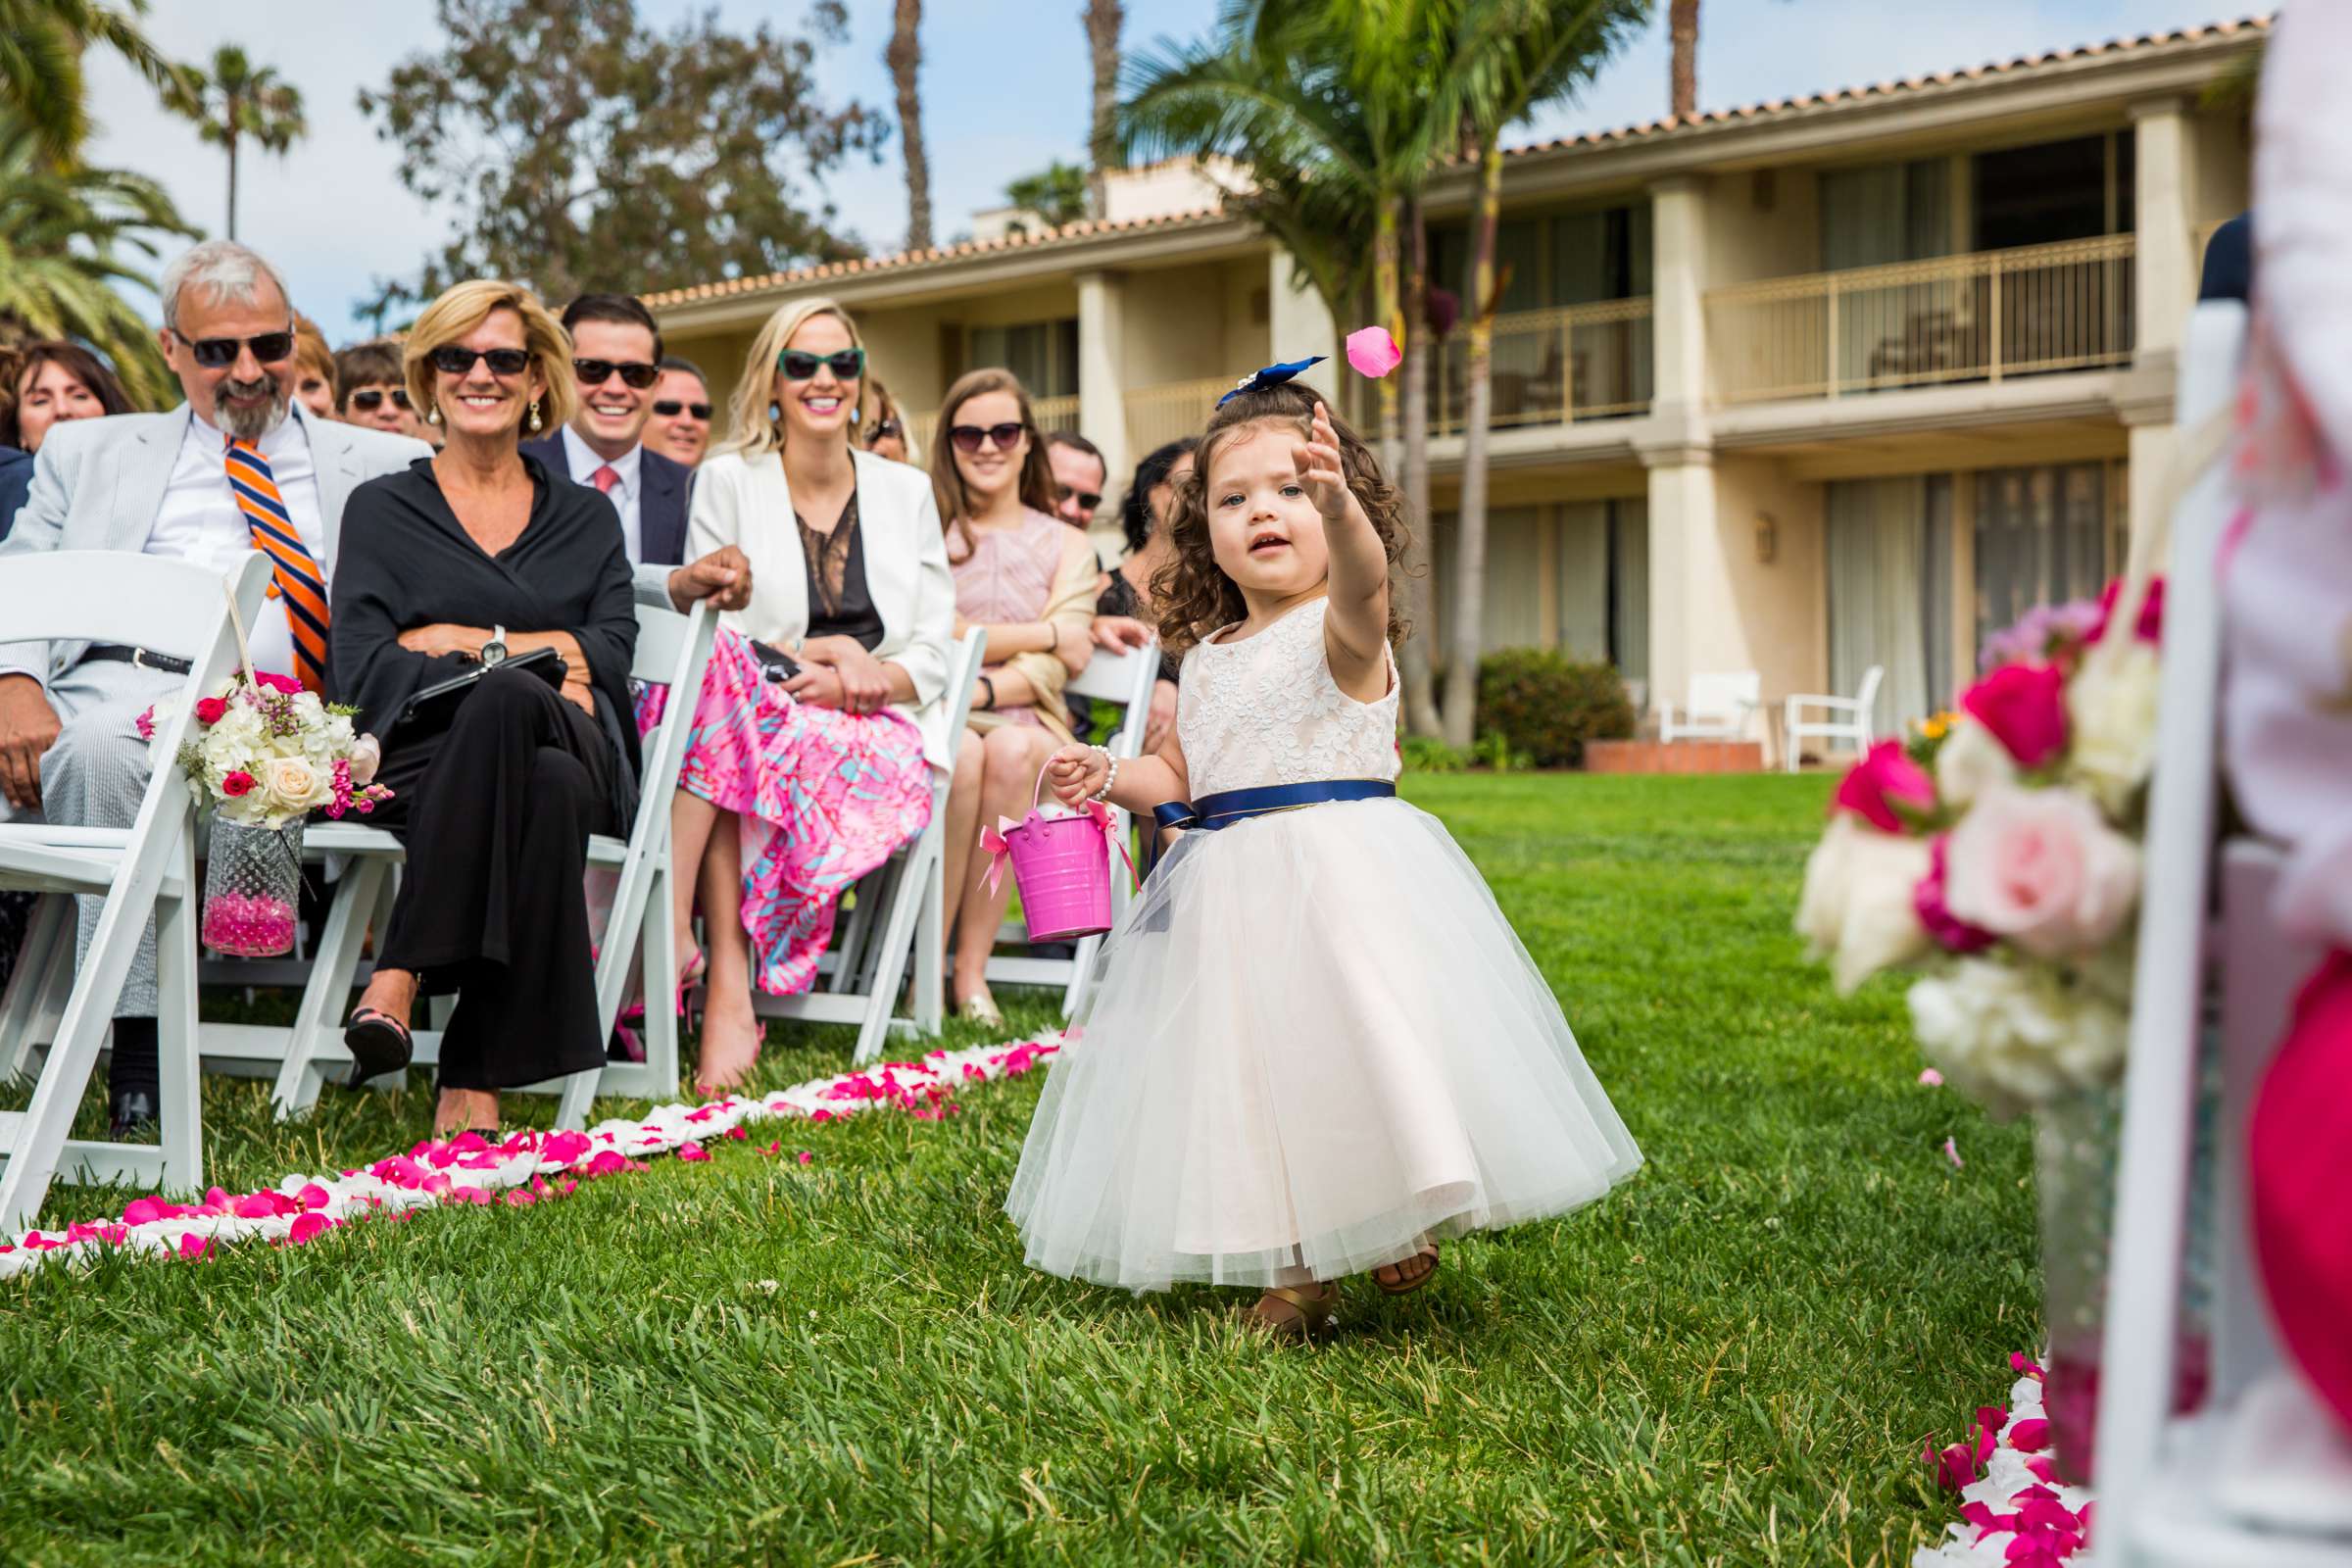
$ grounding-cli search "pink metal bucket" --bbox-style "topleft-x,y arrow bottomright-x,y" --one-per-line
980,761 -> 1134,942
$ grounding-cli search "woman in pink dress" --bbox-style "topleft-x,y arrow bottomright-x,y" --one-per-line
928,368 -> 1101,1025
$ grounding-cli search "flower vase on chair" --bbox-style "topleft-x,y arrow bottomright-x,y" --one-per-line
200,818 -> 304,957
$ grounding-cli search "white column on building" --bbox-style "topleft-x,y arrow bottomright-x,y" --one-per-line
1075,269 -> 1131,495
1266,248 -> 1341,402
1641,175 -> 1718,725
2126,96 -> 2194,557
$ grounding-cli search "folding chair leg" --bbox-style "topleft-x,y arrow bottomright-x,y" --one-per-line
273,858 -> 387,1118
831,872 -> 881,995
911,847 -> 944,1036
0,893 -> 71,1081
855,839 -> 936,1065
152,836 -> 203,1193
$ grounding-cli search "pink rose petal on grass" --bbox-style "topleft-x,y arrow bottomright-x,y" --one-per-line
287,1212 -> 331,1246
1944,1138 -> 1964,1169
231,1193 -> 280,1220
178,1235 -> 210,1260
541,1130 -> 590,1164
1926,1440 -> 1980,1491
447,1186 -> 493,1206
1918,1067 -> 1944,1087
1345,325 -> 1402,379
585,1150 -> 628,1176
296,1183 -> 331,1211
2011,1351 -> 2045,1379
2006,1417 -> 2051,1451
797,1152 -> 814,1166
725,1126 -> 748,1142
677,1143 -> 710,1163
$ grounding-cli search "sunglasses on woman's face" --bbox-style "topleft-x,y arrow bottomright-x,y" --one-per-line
777,348 -> 865,382
949,421 -> 1026,454
575,358 -> 661,389
653,399 -> 712,420
865,418 -> 903,443
429,345 -> 532,377
181,330 -> 295,368
348,387 -> 412,413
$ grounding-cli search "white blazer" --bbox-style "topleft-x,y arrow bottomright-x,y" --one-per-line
687,445 -> 957,770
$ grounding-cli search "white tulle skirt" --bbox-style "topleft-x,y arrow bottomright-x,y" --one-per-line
1004,797 -> 1642,1292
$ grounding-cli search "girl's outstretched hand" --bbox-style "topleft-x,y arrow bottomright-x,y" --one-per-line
1297,402 -> 1350,523
1045,743 -> 1107,807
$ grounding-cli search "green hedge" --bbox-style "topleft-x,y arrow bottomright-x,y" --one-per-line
1475,648 -> 1636,767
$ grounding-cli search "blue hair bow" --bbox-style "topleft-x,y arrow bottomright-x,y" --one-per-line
1217,355 -> 1327,407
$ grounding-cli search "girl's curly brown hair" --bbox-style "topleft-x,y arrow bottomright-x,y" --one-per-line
1149,383 -> 1410,656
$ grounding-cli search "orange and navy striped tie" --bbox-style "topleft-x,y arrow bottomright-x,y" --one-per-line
224,435 -> 329,693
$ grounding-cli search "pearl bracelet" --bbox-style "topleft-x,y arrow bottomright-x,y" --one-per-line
1089,744 -> 1117,804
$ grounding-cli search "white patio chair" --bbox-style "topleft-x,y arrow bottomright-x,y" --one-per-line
753,628 -> 987,1064
1781,664 -> 1883,772
0,551 -> 274,1233
982,640 -> 1160,1016
2094,300 -> 2352,1563
1658,670 -> 1760,745
250,598 -> 719,1126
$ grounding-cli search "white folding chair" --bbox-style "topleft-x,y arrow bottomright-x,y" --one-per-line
982,641 -> 1159,1016
1658,671 -> 1760,745
256,599 -> 719,1126
1782,664 -> 1883,772
2095,300 -> 2352,1563
753,628 -> 987,1064
0,551 -> 274,1233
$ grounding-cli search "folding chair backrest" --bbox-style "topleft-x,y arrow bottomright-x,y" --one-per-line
1853,664 -> 1885,713
1689,671 -> 1758,721
1065,645 -> 1155,708
627,600 -> 702,685
1,551 -> 262,659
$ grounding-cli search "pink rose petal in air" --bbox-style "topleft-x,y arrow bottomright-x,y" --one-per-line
1918,1067 -> 1944,1087
1345,325 -> 1402,379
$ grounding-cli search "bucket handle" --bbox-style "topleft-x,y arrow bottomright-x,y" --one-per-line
974,756 -> 1142,898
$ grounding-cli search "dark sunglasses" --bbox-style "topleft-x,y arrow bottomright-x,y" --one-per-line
949,421 -> 1026,454
1056,483 -> 1102,513
575,358 -> 661,389
652,399 -> 712,420
429,345 -> 532,377
181,330 -> 295,368
777,348 -> 865,381
865,417 -> 903,443
348,387 -> 412,413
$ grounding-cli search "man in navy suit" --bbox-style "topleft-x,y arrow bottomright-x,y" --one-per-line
2200,211 -> 2253,304
523,293 -> 692,575
0,445 -> 31,539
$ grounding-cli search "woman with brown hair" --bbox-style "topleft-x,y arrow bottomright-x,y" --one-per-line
0,340 -> 132,453
929,368 -> 1099,1025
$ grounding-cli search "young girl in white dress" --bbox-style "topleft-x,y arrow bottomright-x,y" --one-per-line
1005,377 -> 1642,1335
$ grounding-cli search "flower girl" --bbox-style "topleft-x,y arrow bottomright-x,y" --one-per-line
1005,374 -> 1642,1335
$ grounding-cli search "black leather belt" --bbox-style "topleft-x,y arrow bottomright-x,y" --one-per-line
84,643 -> 193,675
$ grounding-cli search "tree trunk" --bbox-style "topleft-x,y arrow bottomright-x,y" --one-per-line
1083,0 -> 1123,220
1444,140 -> 1505,750
225,124 -> 239,240
1669,0 -> 1700,121
887,0 -> 932,251
1396,195 -> 1443,739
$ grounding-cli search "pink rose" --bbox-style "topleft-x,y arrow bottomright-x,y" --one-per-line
2088,575 -> 2163,645
1941,785 -> 2140,958
1912,835 -> 1997,954
220,770 -> 257,797
134,707 -> 156,741
1345,325 -> 1402,379
193,697 -> 229,725
1831,740 -> 1936,833
1960,662 -> 2069,768
254,670 -> 304,695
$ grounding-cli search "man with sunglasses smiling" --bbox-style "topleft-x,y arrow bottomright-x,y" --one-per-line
522,293 -> 692,579
642,356 -> 713,467
0,240 -> 431,1136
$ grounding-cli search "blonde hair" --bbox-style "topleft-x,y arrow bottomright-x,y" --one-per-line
403,278 -> 576,434
714,296 -> 864,461
292,313 -> 335,390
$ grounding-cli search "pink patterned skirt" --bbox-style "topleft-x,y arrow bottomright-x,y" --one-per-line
662,630 -> 933,997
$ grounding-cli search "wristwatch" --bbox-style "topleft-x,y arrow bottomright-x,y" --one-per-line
479,624 -> 509,667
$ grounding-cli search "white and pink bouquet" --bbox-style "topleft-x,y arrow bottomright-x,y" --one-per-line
141,670 -> 391,829
1796,577 -> 2164,1117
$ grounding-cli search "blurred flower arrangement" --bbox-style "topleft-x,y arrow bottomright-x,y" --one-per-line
1796,577 -> 2165,1118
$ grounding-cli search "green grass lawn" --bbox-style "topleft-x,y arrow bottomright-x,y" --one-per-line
0,774 -> 2036,1567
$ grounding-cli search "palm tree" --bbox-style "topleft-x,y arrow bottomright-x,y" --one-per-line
1084,0 -> 1124,217
887,0 -> 931,250
0,113 -> 193,407
1004,161 -> 1093,228
1668,0 -> 1697,118
170,44 -> 306,240
0,0 -> 184,167
1442,0 -> 1648,746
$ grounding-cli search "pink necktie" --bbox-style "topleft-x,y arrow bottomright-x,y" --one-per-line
592,465 -> 619,495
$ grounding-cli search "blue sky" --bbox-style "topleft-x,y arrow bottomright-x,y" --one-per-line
84,0 -> 2249,344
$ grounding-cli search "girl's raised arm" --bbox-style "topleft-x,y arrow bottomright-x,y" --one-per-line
1298,401 -> 1391,702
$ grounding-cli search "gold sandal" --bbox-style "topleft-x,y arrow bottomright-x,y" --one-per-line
1249,1283 -> 1340,1339
1373,1242 -> 1441,1296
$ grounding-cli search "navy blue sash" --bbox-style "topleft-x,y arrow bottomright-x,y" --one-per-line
1152,778 -> 1396,833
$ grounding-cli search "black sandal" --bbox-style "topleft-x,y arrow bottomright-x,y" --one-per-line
342,1005 -> 415,1088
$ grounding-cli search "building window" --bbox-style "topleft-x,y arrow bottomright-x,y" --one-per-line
1826,474 -> 1954,734
1973,132 -> 2132,251
1427,499 -> 1648,685
1974,462 -> 2108,659
967,319 -> 1079,400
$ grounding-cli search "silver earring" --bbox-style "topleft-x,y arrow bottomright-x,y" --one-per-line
529,400 -> 543,432
426,403 -> 441,426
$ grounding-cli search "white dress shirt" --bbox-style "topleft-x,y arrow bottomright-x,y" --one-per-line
560,423 -> 643,565
143,407 -> 323,679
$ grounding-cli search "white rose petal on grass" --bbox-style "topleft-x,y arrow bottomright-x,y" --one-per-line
1934,717 -> 2016,809
2066,642 -> 2161,816
1942,784 -> 2140,959
1795,814 -> 1935,994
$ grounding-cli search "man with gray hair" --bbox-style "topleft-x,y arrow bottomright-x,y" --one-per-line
0,239 -> 430,1134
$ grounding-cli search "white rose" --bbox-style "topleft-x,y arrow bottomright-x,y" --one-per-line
2065,642 -> 2161,816
1796,814 -> 1935,995
1934,716 -> 2015,809
1907,958 -> 2130,1118
1943,785 -> 2140,959
264,756 -> 322,812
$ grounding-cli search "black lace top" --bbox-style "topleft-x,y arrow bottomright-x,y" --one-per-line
798,490 -> 886,651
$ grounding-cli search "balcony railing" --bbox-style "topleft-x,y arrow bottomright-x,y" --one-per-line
1705,235 -> 2136,405
906,393 -> 1079,462
1123,376 -> 1233,458
1431,297 -> 1654,435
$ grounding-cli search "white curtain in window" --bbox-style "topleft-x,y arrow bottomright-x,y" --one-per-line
1611,498 -> 1651,686
1554,502 -> 1610,660
1973,464 -> 2107,658
1826,476 -> 1931,734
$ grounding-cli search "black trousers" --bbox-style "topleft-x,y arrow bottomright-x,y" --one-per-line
373,670 -> 620,1092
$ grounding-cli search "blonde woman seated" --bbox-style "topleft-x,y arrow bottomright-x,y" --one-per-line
668,299 -> 954,1090
929,368 -> 1098,1026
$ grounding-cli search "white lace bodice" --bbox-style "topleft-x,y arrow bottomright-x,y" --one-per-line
1177,598 -> 1401,795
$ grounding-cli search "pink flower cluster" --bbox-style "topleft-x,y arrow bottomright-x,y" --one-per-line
199,891 -> 298,956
